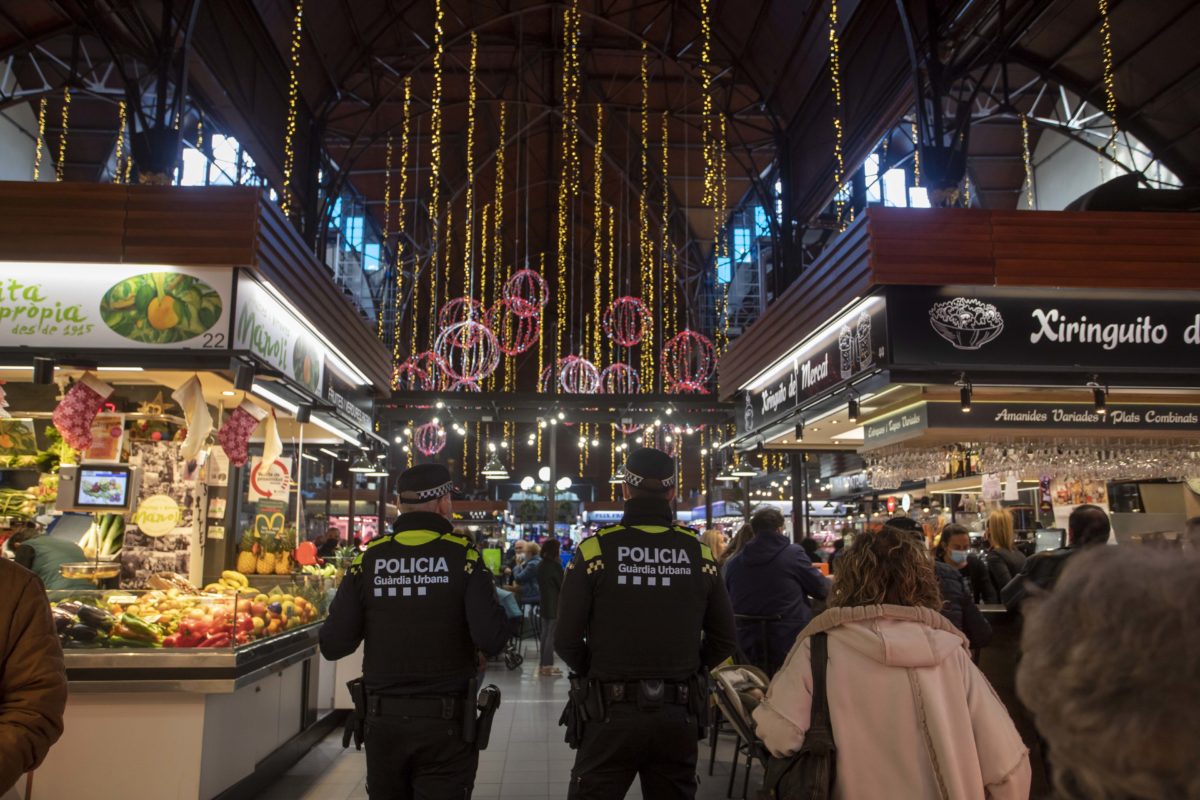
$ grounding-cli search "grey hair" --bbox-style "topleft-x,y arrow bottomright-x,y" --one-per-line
1016,546 -> 1200,800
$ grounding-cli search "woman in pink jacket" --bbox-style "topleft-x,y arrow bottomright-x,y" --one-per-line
753,526 -> 1030,799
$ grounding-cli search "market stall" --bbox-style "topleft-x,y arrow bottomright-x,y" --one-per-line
0,182 -> 391,800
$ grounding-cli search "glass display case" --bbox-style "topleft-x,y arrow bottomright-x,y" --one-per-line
49,575 -> 330,652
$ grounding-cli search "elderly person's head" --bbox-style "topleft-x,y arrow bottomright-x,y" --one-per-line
827,525 -> 942,610
1017,546 -> 1200,799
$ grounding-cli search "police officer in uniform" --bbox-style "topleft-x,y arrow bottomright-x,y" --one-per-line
320,463 -> 508,799
555,447 -> 737,799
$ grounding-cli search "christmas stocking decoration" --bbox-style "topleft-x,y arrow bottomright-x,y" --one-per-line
216,400 -> 267,467
52,373 -> 115,451
172,375 -> 213,461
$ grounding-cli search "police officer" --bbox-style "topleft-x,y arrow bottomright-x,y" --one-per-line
320,463 -> 508,799
555,447 -> 737,799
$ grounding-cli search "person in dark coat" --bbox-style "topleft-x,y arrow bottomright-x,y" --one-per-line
723,506 -> 830,675
510,541 -> 542,605
934,524 -> 998,605
1002,504 -> 1111,612
983,509 -> 1027,599
536,538 -> 564,677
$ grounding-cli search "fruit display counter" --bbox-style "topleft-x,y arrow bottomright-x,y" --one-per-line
35,574 -> 341,800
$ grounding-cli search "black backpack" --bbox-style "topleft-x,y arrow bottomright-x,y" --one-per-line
757,632 -> 836,800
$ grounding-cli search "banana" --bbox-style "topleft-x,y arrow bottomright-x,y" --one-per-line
203,583 -> 225,594
221,570 -> 249,587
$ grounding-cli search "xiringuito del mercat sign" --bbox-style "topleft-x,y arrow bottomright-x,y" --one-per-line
889,286 -> 1200,371
0,263 -> 232,349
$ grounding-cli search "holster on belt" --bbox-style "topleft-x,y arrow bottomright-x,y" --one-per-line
559,674 -> 597,749
474,685 -> 502,750
343,677 -> 367,750
462,678 -> 479,745
688,672 -> 710,740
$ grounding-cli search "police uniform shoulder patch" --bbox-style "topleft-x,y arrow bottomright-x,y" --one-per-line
596,525 -> 623,537
673,525 -> 700,537
702,562 -> 719,576
440,532 -> 470,547
579,537 -> 603,561
699,543 -> 715,563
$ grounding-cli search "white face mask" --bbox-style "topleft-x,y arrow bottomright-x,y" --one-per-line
949,549 -> 969,565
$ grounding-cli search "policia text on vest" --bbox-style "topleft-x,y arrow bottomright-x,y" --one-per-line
554,491 -> 737,800
320,501 -> 510,799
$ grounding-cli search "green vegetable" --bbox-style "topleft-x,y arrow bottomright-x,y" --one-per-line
118,613 -> 161,642
105,635 -> 161,649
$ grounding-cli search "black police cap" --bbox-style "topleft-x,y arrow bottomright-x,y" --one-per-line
397,463 -> 453,502
624,447 -> 676,491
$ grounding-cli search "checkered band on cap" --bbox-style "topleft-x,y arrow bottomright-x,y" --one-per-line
623,469 -> 676,490
399,480 -> 453,502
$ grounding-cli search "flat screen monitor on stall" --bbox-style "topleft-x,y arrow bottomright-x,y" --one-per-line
1035,529 -> 1066,553
56,465 -> 139,513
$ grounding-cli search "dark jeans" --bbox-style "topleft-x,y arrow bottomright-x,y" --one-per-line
540,617 -> 557,667
568,702 -> 698,799
365,715 -> 478,800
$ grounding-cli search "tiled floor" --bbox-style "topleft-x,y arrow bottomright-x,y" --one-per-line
259,644 -> 761,799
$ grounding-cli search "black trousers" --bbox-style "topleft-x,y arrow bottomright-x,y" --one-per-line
365,715 -> 478,800
568,703 -> 698,800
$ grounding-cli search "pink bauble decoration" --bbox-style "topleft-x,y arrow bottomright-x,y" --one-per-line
485,299 -> 540,356
539,357 -> 573,393
599,362 -> 641,394
668,379 -> 710,395
391,360 -> 431,391
414,421 -> 447,456
612,422 -> 641,435
602,297 -> 647,347
434,321 -> 500,382
449,379 -> 481,392
502,269 -> 549,317
662,329 -> 716,388
411,351 -> 452,391
559,356 -> 600,394
438,297 -> 486,347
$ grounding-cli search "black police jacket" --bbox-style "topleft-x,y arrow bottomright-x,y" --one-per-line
319,511 -> 509,694
554,496 -> 737,681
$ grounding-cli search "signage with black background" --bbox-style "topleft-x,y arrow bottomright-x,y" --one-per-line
739,298 -> 888,436
321,370 -> 374,432
864,401 -> 1200,449
887,285 -> 1200,372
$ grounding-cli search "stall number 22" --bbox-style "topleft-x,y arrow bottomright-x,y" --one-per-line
201,332 -> 226,348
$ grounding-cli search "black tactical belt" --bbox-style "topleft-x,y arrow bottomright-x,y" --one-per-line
367,694 -> 462,719
600,680 -> 690,705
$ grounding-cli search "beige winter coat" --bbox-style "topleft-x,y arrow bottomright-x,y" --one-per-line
753,604 -> 1030,800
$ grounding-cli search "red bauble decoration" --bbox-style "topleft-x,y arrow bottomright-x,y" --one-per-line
559,356 -> 600,394
438,297 -> 486,346
502,269 -> 549,317
434,321 -> 500,382
391,360 -> 431,391
599,362 -> 641,394
411,351 -> 452,391
414,421 -> 447,456
449,379 -> 481,392
612,422 -> 641,435
485,299 -> 540,356
539,357 -> 572,393
662,329 -> 716,389
668,380 -> 710,395
602,297 -> 647,347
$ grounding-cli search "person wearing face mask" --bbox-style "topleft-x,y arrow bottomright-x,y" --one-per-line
934,523 -> 993,653
936,524 -> 997,604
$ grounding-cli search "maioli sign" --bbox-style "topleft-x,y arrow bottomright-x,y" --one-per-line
889,286 -> 1200,372
233,275 -> 325,394
0,262 -> 232,349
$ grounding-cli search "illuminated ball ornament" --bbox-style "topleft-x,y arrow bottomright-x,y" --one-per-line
438,297 -> 486,346
448,379 -> 481,392
602,296 -> 647,347
559,356 -> 600,394
662,329 -> 716,389
539,356 -> 573,393
414,421 -> 447,456
502,269 -> 549,317
391,360 -> 431,391
599,362 -> 641,394
434,321 -> 500,382
485,298 -> 540,356
412,351 -> 452,391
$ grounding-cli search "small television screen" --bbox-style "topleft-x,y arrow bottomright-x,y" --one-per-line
1035,529 -> 1065,553
74,467 -> 132,509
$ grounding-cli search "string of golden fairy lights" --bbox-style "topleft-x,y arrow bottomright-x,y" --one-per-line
699,0 -> 729,360
280,0 -> 304,217
555,0 -> 581,364
426,0 -> 445,348
1098,0 -> 1117,155
661,110 -> 674,339
464,32 -> 479,299
1021,114 -> 1035,209
112,100 -> 127,184
392,76 -> 413,366
378,132 -> 393,340
638,41 -> 653,386
592,106 -> 604,367
828,0 -> 846,229
33,98 -> 47,181
56,88 -> 71,182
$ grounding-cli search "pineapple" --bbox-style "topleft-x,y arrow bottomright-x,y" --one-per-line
257,531 -> 277,575
274,528 -> 293,575
236,534 -> 257,575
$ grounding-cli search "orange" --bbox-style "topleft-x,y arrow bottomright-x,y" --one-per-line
147,295 -> 180,330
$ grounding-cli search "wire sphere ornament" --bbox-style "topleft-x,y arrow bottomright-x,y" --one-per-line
502,269 -> 549,317
391,360 -> 431,391
411,351 -> 452,391
667,379 -> 710,395
559,356 -> 601,395
438,297 -> 486,347
538,357 -> 572,393
612,422 -> 641,435
599,362 -> 641,394
448,379 -> 482,392
414,420 -> 447,456
485,298 -> 540,356
434,321 -> 501,382
601,296 -> 647,347
662,329 -> 716,388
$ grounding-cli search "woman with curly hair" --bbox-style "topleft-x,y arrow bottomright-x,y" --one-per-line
753,526 -> 1030,799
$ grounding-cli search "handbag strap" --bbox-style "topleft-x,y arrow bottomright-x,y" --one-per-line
808,632 -> 833,742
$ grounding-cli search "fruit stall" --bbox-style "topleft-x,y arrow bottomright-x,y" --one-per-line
0,183 -> 393,800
